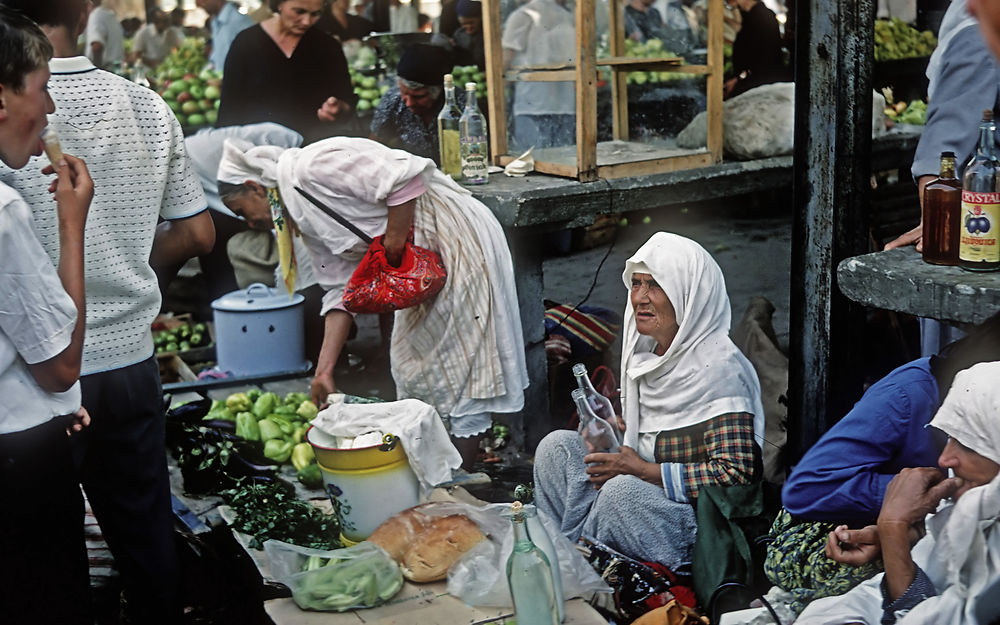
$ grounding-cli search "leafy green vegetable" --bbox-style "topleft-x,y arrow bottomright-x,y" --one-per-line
222,478 -> 340,550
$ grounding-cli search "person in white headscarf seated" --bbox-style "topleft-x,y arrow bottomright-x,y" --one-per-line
533,232 -> 764,569
215,136 -> 528,471
796,360 -> 1000,625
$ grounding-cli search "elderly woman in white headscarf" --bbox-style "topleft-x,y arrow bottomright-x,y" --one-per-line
796,360 -> 1000,625
215,136 -> 528,469
533,232 -> 764,568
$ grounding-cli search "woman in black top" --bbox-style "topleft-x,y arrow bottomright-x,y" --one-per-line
315,0 -> 376,42
217,0 -> 359,143
724,0 -> 787,99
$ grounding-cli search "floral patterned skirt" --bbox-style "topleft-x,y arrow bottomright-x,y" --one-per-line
762,508 -> 884,615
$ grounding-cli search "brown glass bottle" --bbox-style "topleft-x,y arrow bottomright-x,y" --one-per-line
922,151 -> 962,265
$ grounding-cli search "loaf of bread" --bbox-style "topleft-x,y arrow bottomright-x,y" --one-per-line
400,515 -> 486,583
367,505 -> 433,561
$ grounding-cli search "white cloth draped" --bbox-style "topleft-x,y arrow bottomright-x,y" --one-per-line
618,232 -> 764,449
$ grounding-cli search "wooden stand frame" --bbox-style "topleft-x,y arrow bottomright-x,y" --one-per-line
482,0 -> 724,181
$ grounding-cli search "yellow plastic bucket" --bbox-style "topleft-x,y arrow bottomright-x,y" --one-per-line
307,427 -> 421,543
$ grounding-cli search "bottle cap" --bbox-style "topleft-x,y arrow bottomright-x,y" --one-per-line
985,110 -> 994,121
444,73 -> 453,86
466,82 -> 476,91
941,151 -> 955,157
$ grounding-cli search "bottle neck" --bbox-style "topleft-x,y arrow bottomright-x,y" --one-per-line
940,156 -> 956,179
573,394 -> 596,423
979,123 -> 995,158
511,514 -> 531,546
444,85 -> 456,108
465,89 -> 478,111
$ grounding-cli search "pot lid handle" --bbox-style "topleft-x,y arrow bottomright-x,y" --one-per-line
245,283 -> 271,301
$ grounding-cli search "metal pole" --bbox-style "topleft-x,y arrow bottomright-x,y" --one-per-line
788,0 -> 874,464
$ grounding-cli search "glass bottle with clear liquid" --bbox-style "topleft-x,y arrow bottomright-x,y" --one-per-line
959,110 -> 1000,271
572,388 -> 620,453
522,503 -> 565,622
437,74 -> 462,180
506,502 -> 559,625
572,363 -> 621,444
922,151 -> 962,266
459,82 -> 489,185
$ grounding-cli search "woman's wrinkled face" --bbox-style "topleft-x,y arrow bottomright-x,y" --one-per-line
276,0 -> 323,35
224,183 -> 272,231
630,272 -> 679,353
939,437 -> 1000,499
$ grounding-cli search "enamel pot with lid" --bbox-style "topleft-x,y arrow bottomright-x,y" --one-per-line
211,283 -> 308,376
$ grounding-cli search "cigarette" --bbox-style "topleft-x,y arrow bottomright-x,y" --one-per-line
41,127 -> 64,166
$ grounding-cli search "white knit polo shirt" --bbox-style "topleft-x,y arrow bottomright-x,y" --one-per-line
0,57 -> 207,376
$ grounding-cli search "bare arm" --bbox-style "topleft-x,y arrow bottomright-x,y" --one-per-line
311,310 -> 355,407
28,156 -> 93,392
150,210 -> 216,282
884,174 -> 935,251
382,198 -> 416,267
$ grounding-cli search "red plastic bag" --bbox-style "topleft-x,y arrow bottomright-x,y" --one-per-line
343,235 -> 447,314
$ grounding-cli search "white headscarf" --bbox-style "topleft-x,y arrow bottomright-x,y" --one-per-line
619,232 -> 764,449
217,138 -> 287,188
926,0 -> 978,101
930,360 -> 1000,465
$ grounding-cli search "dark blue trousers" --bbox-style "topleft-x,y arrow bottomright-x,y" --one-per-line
77,356 -> 180,624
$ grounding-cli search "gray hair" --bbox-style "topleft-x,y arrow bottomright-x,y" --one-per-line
398,77 -> 442,100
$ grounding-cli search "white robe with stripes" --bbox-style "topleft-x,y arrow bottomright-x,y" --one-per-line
276,138 -> 528,418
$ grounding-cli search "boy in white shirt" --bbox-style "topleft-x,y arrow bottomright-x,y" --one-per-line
0,5 -> 94,623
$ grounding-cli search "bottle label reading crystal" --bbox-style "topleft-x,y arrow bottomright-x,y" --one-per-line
960,190 -> 1000,263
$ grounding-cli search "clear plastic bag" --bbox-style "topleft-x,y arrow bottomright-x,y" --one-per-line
264,540 -> 403,611
446,502 -> 611,607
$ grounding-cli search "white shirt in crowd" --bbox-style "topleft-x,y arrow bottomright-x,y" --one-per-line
133,23 -> 182,66
502,0 -> 576,116
0,183 -> 81,435
85,5 -> 125,69
209,2 -> 254,70
0,56 -> 207,377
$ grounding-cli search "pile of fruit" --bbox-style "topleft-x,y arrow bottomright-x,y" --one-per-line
874,18 -> 937,61
882,88 -> 927,125
450,65 -> 487,100
204,390 -> 323,488
156,68 -> 222,130
349,69 -> 388,113
595,38 -> 686,86
154,321 -> 211,354
149,39 -> 220,130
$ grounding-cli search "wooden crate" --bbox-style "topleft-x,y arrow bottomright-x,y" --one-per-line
482,0 -> 724,181
157,354 -> 198,385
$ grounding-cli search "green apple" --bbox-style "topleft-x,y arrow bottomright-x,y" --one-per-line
205,109 -> 218,124
181,100 -> 200,114
204,85 -> 221,100
186,113 -> 206,127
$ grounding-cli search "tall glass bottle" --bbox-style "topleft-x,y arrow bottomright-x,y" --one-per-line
523,504 -> 565,623
572,388 -> 620,453
922,151 -> 962,265
572,363 -> 621,443
437,74 -> 462,180
960,110 -> 1000,271
506,502 -> 559,625
459,82 -> 489,185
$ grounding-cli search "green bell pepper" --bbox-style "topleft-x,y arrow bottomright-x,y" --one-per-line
235,412 -> 261,441
252,392 -> 279,419
296,400 -> 319,422
263,439 -> 294,464
297,463 -> 323,489
225,392 -> 252,413
291,442 -> 315,472
258,417 -> 284,442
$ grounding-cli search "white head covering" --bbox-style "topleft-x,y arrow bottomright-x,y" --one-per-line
619,232 -> 764,449
931,360 -> 1000,465
187,123 -> 302,217
926,0 -> 977,101
217,138 -> 288,188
